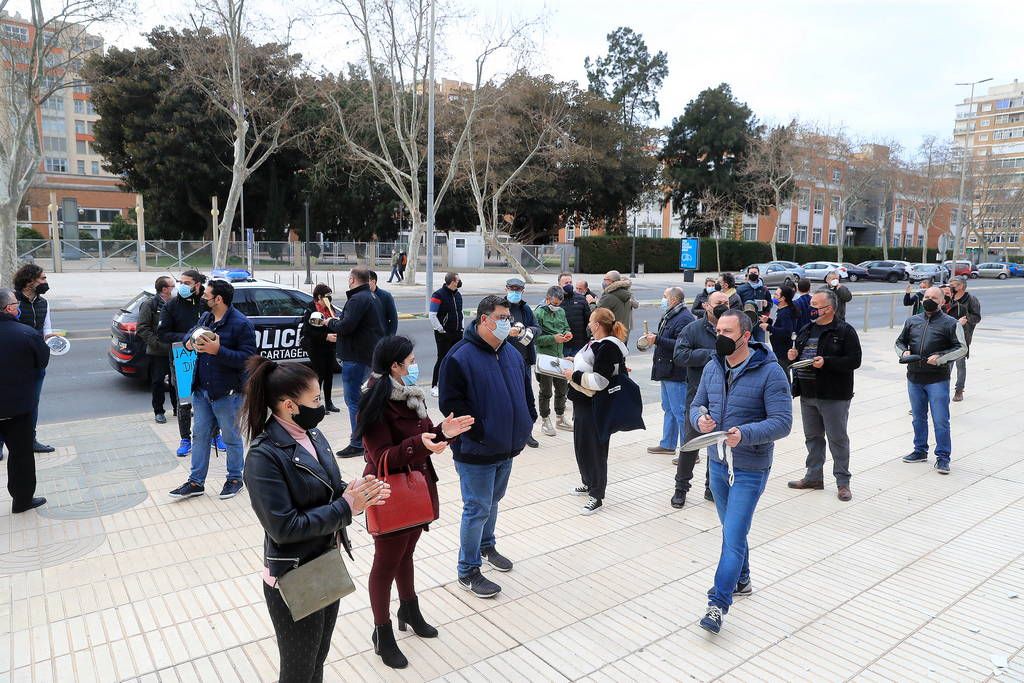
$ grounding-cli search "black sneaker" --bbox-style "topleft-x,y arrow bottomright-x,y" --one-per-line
935,460 -> 950,475
458,569 -> 501,598
902,451 -> 928,463
168,481 -> 205,500
33,440 -> 55,454
219,479 -> 244,499
336,445 -> 365,459
571,485 -> 589,496
482,547 -> 513,572
582,497 -> 603,515
526,436 -> 539,448
699,605 -> 724,634
704,488 -> 714,502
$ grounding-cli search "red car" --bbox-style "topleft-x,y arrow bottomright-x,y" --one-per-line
942,260 -> 973,278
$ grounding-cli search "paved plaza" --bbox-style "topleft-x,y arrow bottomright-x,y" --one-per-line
2,315 -> 1024,682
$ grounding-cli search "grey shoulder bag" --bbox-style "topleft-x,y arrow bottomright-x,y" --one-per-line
276,547 -> 355,622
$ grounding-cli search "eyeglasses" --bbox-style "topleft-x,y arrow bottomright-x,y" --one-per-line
490,314 -> 513,321
506,287 -> 524,292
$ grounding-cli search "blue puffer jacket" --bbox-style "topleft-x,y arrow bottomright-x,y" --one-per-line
439,320 -> 537,464
689,341 -> 792,471
184,306 -> 258,400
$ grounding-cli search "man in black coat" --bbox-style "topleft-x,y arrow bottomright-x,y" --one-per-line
368,270 -> 399,336
137,275 -> 177,424
328,267 -> 385,458
504,277 -> 541,448
11,263 -> 54,453
946,277 -> 982,402
429,272 -> 464,396
558,272 -> 593,357
642,288 -> 695,458
0,288 -> 50,513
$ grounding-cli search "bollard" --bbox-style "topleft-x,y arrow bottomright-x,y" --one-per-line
862,295 -> 870,333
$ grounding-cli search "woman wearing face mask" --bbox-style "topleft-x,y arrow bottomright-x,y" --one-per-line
356,336 -> 475,669
763,286 -> 802,378
242,356 -> 391,683
692,278 -> 719,318
300,284 -> 341,413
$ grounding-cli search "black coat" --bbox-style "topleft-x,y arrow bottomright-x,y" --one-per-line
0,313 -> 50,419
373,286 -> 399,336
672,317 -> 718,443
651,304 -> 695,382
137,294 -> 171,356
559,291 -> 593,348
243,419 -> 354,579
507,298 -> 541,366
158,292 -> 206,342
327,283 -> 384,366
791,318 -> 863,400
895,311 -> 967,384
300,301 -> 334,358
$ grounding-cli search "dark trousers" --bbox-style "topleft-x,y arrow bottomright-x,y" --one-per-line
149,354 -> 178,416
263,583 -> 339,683
536,373 -> 567,418
308,348 -> 335,407
169,361 -> 193,440
675,449 -> 710,492
1,413 -> 37,506
572,398 -> 610,499
368,527 -> 422,625
432,331 -> 460,388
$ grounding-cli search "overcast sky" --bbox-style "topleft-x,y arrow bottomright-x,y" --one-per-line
94,0 -> 1024,157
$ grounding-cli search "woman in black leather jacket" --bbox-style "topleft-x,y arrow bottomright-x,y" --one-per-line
242,357 -> 390,683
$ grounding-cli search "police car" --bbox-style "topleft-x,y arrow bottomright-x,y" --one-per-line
108,269 -> 336,378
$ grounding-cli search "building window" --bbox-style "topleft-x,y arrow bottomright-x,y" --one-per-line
74,99 -> 85,114
908,207 -> 916,224
565,226 -> 574,242
796,224 -> 808,244
75,120 -> 87,135
981,118 -> 991,126
91,161 -> 100,175
42,136 -> 67,152
813,197 -> 823,216
982,103 -> 992,112
76,140 -> 87,154
2,25 -> 29,42
742,222 -> 757,241
777,224 -> 790,243
44,157 -> 68,173
812,225 -> 822,244
831,195 -> 840,216
41,96 -> 64,113
828,229 -> 837,245
832,168 -> 842,183
895,203 -> 903,222
917,234 -> 924,247
77,160 -> 86,175
42,116 -> 65,135
797,189 -> 809,211
892,233 -> 900,247
73,84 -> 93,95
979,133 -> 989,141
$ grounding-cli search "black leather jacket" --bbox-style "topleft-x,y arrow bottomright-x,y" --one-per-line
243,419 -> 354,579
895,310 -> 967,384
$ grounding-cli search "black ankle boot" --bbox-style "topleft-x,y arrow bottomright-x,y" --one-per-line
671,488 -> 687,509
397,597 -> 438,638
371,621 -> 408,669
672,451 -> 698,509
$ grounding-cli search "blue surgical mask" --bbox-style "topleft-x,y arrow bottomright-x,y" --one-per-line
402,363 -> 419,386
506,290 -> 522,304
660,298 -> 669,311
176,283 -> 192,298
492,318 -> 511,341
705,286 -> 715,294
771,297 -> 780,305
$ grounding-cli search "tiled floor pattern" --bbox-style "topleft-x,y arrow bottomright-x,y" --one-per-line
2,315 -> 1023,682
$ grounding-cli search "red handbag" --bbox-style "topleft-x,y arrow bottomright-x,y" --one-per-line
365,448 -> 436,536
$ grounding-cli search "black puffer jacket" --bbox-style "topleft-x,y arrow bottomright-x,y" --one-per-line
243,418 -> 354,579
559,290 -> 593,348
158,292 -> 207,342
895,310 -> 967,385
327,283 -> 384,366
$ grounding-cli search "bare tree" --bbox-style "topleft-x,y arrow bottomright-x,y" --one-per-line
965,154 -> 1024,260
695,188 -> 739,273
178,0 -> 309,268
904,137 -> 954,264
858,141 -> 905,260
0,0 -> 131,286
741,121 -> 796,261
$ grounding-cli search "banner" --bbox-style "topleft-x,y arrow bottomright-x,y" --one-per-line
171,342 -> 197,404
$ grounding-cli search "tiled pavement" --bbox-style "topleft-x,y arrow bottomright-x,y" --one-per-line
3,315 -> 1024,683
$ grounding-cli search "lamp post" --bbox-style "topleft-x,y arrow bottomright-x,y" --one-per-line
424,0 -> 436,312
630,213 -> 637,278
303,199 -> 312,286
952,77 -> 993,264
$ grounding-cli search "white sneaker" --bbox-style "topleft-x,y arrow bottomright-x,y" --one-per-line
541,417 -> 556,437
555,414 -> 573,431
430,386 -> 439,397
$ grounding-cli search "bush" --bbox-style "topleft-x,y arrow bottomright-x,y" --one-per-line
107,214 -> 136,240
18,227 -> 45,240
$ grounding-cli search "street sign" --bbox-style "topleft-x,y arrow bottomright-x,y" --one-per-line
679,237 -> 700,270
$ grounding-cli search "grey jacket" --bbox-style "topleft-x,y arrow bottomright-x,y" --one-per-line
895,310 -> 967,384
597,278 -> 639,332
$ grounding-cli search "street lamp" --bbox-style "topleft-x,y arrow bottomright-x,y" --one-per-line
952,77 -> 993,264
303,199 -> 312,286
630,214 -> 637,278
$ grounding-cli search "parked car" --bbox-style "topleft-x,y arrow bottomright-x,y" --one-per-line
768,260 -> 806,280
890,260 -> 914,279
976,262 -> 1012,279
109,274 -> 335,378
739,262 -> 800,287
856,260 -> 910,283
1006,262 -> 1024,277
840,262 -> 869,282
802,261 -> 848,282
942,260 -> 973,278
908,263 -> 950,283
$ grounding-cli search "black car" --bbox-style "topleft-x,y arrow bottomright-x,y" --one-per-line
108,280 -> 334,378
856,260 -> 909,283
840,263 -> 869,282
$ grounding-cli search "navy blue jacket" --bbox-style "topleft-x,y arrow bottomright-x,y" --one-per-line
373,286 -> 399,336
766,305 -> 802,364
429,286 -> 464,336
793,293 -> 812,329
689,341 -> 792,471
651,304 -> 695,382
184,306 -> 257,400
438,321 -> 537,464
507,298 -> 541,366
328,284 -> 384,366
0,313 -> 50,418
736,279 -> 773,315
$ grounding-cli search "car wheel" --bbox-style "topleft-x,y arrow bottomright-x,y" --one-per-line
783,277 -> 793,287
848,274 -> 858,282
886,272 -> 899,283
998,272 -> 1007,279
969,272 -> 978,279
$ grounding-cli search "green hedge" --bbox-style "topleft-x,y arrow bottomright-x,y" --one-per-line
575,236 -> 941,273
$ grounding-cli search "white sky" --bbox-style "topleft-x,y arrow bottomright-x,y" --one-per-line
86,0 -> 1024,155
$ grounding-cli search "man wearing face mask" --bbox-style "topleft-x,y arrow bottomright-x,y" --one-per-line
786,288 -> 862,501
690,310 -> 792,635
671,291 -> 731,507
170,279 -> 257,501
439,295 -> 536,598
504,277 -> 541,448
534,286 -> 573,436
137,276 -> 178,425
429,272 -> 464,398
9,265 -> 55,454
946,277 -> 981,402
735,266 -> 772,317
692,278 -> 719,319
558,272 -> 593,356
895,286 -> 967,474
644,288 -> 695,457
823,271 -> 853,320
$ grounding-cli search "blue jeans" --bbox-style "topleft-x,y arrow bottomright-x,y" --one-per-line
708,459 -> 769,611
341,361 -> 371,448
454,459 -> 513,577
189,389 -> 244,484
658,380 -> 688,450
907,379 -> 952,462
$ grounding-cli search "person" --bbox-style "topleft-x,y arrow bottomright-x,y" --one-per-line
300,284 -> 340,413
794,278 -> 812,328
718,272 -> 742,310
946,277 -> 982,402
429,272 -> 464,398
735,265 -> 772,316
241,356 -> 390,683
158,269 -> 211,457
12,264 -> 55,453
940,284 -> 953,313
575,279 -> 598,305
903,278 -> 931,316
534,286 -> 574,436
643,288 -> 695,456
823,271 -> 853,320
136,276 -> 178,424
327,267 -> 385,459
357,336 -> 475,669
504,277 -> 541,448
896,286 -> 966,474
169,279 -> 257,501
786,288 -> 862,501
692,277 -> 719,318
762,285 -> 802,377
565,308 -> 629,515
558,272 -> 593,356
439,295 -> 536,598
691,310 -> 792,634
671,291 -> 729,507
597,270 -> 639,334
388,250 -> 402,283
368,270 -> 398,336
0,288 -> 50,513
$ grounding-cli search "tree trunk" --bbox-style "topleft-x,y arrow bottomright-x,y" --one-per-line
402,213 -> 423,285
485,230 -> 534,284
213,125 -> 248,268
0,201 -> 19,288
920,223 -> 928,265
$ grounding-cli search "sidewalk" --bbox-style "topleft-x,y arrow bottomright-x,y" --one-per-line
2,316 -> 1023,681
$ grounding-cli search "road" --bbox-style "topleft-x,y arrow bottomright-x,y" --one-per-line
37,279 -> 1024,425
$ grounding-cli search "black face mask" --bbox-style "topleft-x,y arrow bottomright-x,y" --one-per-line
715,334 -> 738,356
747,273 -> 759,282
714,283 -> 722,291
292,403 -> 326,430
35,282 -> 50,296
711,304 -> 729,319
563,284 -> 574,296
456,280 -> 463,289
922,299 -> 939,313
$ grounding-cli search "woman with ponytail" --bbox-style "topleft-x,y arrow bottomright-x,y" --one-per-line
241,356 -> 391,683
356,335 -> 475,670
564,307 -> 629,516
